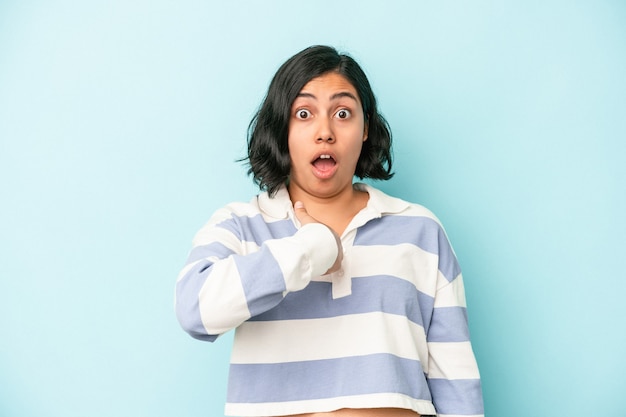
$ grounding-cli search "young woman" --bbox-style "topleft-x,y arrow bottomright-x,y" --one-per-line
175,45 -> 484,417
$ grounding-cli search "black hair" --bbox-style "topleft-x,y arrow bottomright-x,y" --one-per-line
245,45 -> 393,196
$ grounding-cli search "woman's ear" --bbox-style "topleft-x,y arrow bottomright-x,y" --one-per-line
363,120 -> 369,141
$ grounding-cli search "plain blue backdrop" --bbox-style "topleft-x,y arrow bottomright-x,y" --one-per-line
1,1 -> 625,416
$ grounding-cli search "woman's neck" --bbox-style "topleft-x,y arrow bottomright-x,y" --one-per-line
288,183 -> 369,236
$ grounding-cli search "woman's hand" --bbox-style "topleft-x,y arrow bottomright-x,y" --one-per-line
293,201 -> 343,275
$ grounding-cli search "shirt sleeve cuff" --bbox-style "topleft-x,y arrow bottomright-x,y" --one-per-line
292,223 -> 338,278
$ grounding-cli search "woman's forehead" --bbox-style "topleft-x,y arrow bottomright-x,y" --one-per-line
296,73 -> 360,102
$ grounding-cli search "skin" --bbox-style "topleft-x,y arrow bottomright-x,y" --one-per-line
288,71 -> 369,236
282,409 -> 421,417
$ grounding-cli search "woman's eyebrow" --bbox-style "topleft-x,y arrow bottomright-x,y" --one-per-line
296,92 -> 316,99
295,91 -> 358,101
330,91 -> 358,102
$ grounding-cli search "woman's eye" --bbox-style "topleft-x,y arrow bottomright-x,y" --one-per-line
335,109 -> 351,119
296,109 -> 311,119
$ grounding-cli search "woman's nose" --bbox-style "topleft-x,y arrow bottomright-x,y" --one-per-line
315,118 -> 335,143
316,135 -> 335,142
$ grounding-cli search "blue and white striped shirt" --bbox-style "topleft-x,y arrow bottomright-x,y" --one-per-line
175,183 -> 484,417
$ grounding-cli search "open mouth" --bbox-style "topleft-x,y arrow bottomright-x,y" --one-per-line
311,153 -> 337,179
312,154 -> 336,171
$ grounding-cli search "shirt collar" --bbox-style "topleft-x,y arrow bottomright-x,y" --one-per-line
257,182 -> 410,220
354,183 -> 410,216
257,185 -> 293,219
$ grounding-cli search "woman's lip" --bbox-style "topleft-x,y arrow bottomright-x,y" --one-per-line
310,151 -> 338,179
311,156 -> 338,179
312,162 -> 338,179
310,151 -> 337,163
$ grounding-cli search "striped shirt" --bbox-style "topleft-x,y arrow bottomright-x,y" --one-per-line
175,183 -> 484,417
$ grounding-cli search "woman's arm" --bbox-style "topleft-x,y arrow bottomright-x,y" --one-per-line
426,228 -> 484,416
175,206 -> 338,342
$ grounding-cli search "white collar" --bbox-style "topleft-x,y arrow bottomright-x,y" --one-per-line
257,182 -> 410,220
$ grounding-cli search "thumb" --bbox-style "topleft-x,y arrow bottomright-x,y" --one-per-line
294,201 -> 317,226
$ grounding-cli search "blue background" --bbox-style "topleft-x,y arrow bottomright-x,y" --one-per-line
1,1 -> 625,416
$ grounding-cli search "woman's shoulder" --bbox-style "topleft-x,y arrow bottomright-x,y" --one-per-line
205,187 -> 292,225
358,183 -> 442,224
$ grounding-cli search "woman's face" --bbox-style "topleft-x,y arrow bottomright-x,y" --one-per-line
287,72 -> 368,200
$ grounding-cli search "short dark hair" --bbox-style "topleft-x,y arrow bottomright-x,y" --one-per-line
245,45 -> 393,196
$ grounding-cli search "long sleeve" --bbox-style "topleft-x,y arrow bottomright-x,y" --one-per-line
175,206 -> 338,342
426,228 -> 484,417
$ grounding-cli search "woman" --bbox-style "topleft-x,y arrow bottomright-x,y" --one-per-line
175,45 -> 484,417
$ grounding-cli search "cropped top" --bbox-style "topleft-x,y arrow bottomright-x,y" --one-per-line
175,183 -> 484,417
